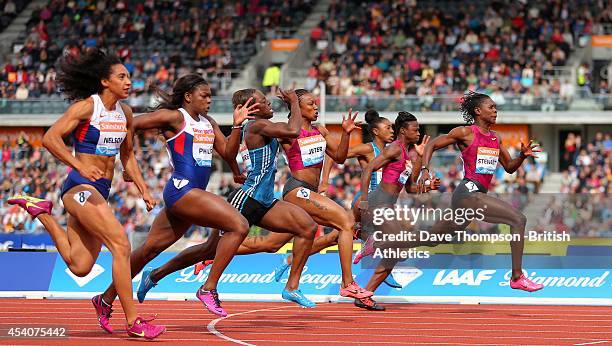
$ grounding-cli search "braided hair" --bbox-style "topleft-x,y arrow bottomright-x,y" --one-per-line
153,74 -> 208,110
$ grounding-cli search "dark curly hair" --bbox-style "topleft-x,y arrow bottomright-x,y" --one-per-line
459,91 -> 491,124
56,48 -> 122,102
153,74 -> 208,110
363,109 -> 388,143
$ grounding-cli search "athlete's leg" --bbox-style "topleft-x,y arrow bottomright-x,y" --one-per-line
101,208 -> 191,303
258,201 -> 317,291
149,229 -> 221,282
283,188 -> 357,289
170,189 -> 249,291
469,193 -> 528,279
62,186 -> 138,325
237,232 -> 294,254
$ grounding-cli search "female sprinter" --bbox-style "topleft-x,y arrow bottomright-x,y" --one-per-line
134,88 -> 319,308
272,109 -> 403,290
8,48 -> 165,339
228,89 -> 370,298
94,74 -> 256,325
349,111 -> 437,310
417,91 -> 543,292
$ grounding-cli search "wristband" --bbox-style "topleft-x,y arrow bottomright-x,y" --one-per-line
232,125 -> 243,129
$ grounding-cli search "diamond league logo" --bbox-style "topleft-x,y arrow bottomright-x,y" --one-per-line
65,264 -> 105,287
389,267 -> 423,287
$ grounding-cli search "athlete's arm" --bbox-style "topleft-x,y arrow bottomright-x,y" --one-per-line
208,116 -> 242,177
360,143 -> 401,204
42,98 -> 102,181
498,135 -> 540,174
322,109 -> 360,163
254,89 -> 301,139
318,154 -> 333,194
119,104 -> 155,211
422,127 -> 469,170
347,143 -> 373,159
132,109 -> 183,133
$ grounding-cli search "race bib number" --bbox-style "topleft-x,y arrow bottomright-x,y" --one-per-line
398,160 -> 413,185
96,121 -> 127,156
475,147 -> 499,174
239,142 -> 252,173
298,135 -> 326,167
296,187 -> 311,199
73,190 -> 92,206
193,129 -> 214,167
465,181 -> 480,192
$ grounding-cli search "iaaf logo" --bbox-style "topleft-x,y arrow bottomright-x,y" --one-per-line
65,264 -> 105,287
433,269 -> 496,286
175,265 -> 347,290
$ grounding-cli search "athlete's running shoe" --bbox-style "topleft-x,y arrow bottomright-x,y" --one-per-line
339,281 -> 373,299
194,260 -> 215,275
137,267 -> 157,303
282,289 -> 316,308
383,273 -> 402,289
126,316 -> 165,339
274,255 -> 291,282
353,235 -> 375,264
91,294 -> 113,333
354,297 -> 385,311
196,288 -> 227,317
510,274 -> 544,292
8,195 -> 52,217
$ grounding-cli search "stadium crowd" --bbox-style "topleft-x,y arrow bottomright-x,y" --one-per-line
0,0 -> 312,99
306,0 -> 611,104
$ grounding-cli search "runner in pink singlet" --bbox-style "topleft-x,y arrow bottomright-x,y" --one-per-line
419,91 -> 544,292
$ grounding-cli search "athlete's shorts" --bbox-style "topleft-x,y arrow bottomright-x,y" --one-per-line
60,170 -> 112,200
163,170 -> 211,209
227,188 -> 278,226
282,176 -> 318,198
451,178 -> 488,209
361,187 -> 400,237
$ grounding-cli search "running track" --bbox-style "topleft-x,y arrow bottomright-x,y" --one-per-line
0,299 -> 610,345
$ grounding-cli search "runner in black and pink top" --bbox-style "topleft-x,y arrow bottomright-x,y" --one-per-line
419,91 -> 543,292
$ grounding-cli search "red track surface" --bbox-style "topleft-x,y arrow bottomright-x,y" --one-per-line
0,299 -> 610,345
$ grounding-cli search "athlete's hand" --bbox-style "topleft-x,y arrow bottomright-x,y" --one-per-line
341,108 -> 361,133
414,135 -> 430,156
416,168 -> 432,194
520,140 -> 541,158
142,190 -> 156,212
423,177 -> 441,192
318,182 -> 329,194
122,170 -> 133,182
233,173 -> 247,184
277,88 -> 298,104
233,97 -> 258,126
79,165 -> 104,182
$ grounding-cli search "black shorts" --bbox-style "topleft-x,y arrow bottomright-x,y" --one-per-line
227,188 -> 278,227
451,179 -> 488,209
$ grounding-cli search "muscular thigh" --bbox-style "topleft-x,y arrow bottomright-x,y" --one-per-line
62,184 -> 128,246
170,189 -> 246,230
283,187 -> 350,230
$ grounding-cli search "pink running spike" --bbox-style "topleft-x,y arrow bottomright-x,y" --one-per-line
126,316 -> 165,340
510,274 -> 544,292
8,195 -> 52,218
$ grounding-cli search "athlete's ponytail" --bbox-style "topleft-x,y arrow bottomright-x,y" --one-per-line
153,74 -> 208,111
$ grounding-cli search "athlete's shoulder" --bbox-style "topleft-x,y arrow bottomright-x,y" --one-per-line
66,98 -> 95,121
119,102 -> 133,117
313,123 -> 328,136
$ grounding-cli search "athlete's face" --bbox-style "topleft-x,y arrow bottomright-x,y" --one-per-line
102,64 -> 131,99
299,93 -> 319,121
253,90 -> 273,119
475,97 -> 497,124
185,84 -> 212,115
401,121 -> 420,144
373,118 -> 394,143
